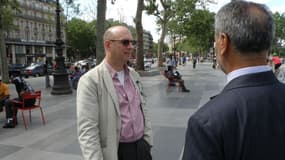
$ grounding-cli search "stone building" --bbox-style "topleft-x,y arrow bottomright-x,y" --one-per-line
143,31 -> 153,57
5,0 -> 66,65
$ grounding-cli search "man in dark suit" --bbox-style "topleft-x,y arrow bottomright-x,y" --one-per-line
182,1 -> 285,160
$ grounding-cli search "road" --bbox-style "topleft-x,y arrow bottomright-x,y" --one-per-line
0,62 -> 226,160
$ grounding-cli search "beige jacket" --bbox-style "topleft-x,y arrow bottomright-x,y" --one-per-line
77,61 -> 153,160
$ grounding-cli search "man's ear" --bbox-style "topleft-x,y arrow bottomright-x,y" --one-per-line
104,40 -> 111,49
219,33 -> 229,56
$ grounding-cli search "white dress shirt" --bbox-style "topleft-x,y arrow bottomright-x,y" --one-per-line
227,65 -> 272,84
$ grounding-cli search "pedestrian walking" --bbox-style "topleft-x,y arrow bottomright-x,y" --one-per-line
192,56 -> 197,69
77,25 -> 153,160
166,54 -> 176,71
183,1 -> 285,160
212,56 -> 217,69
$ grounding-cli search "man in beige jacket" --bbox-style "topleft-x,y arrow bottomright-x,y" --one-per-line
77,25 -> 153,160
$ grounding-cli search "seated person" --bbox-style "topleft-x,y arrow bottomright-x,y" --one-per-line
3,73 -> 35,128
0,76 -> 10,112
165,68 -> 190,92
70,66 -> 82,89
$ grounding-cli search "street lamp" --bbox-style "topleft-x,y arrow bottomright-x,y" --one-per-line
51,0 -> 72,95
45,55 -> 50,88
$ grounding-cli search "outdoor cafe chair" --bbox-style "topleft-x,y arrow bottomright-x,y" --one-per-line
12,90 -> 46,129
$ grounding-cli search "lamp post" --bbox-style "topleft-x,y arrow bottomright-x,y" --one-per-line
45,55 -> 50,88
51,0 -> 72,95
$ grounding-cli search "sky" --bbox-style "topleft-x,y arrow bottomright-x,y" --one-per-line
76,0 -> 285,42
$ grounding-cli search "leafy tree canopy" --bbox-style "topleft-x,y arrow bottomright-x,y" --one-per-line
0,0 -> 20,30
272,12 -> 285,55
66,18 -> 96,60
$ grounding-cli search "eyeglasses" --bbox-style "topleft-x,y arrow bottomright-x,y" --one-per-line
110,39 -> 137,46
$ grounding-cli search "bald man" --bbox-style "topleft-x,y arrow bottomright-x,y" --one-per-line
77,26 -> 153,160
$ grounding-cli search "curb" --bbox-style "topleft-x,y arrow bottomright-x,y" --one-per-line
137,67 -> 166,77
137,70 -> 160,77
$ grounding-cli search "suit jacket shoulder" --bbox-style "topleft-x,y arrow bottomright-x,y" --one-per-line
184,71 -> 285,160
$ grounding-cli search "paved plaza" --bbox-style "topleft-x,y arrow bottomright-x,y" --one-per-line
0,62 -> 226,160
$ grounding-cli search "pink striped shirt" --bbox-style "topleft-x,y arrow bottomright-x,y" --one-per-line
107,64 -> 144,142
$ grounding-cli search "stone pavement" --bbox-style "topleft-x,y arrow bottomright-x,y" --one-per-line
0,62 -> 226,160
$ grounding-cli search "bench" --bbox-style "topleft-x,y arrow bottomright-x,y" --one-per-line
161,70 -> 182,92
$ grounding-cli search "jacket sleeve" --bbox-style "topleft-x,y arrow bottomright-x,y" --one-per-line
140,91 -> 153,146
77,75 -> 103,160
182,116 -> 223,160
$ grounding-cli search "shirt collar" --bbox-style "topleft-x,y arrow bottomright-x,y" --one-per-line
227,65 -> 271,84
105,62 -> 129,78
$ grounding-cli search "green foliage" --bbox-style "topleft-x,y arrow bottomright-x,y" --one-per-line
152,41 -> 169,55
66,18 -> 137,61
166,0 -> 217,56
144,0 -> 160,17
145,0 -> 177,28
272,12 -> 285,54
187,9 -> 215,52
0,0 -> 20,30
66,18 -> 96,60
145,0 -> 176,66
0,0 -> 20,82
172,8 -> 215,55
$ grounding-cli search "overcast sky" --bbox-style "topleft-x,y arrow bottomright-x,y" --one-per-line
76,0 -> 285,42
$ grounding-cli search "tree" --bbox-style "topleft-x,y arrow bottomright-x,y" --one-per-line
60,0 -> 81,63
0,0 -> 19,83
167,0 -> 214,56
181,9 -> 215,55
66,18 -> 96,60
60,0 -> 81,21
145,0 -> 175,67
152,41 -> 168,57
95,0 -> 106,65
272,12 -> 285,55
135,0 -> 145,70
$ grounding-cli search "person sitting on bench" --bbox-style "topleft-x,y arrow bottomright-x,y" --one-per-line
165,68 -> 190,92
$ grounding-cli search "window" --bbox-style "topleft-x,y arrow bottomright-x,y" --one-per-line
15,46 -> 24,54
25,31 -> 30,40
42,33 -> 45,41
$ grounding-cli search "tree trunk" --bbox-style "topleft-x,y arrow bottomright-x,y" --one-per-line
96,0 -> 106,65
157,18 -> 167,67
135,0 -> 144,71
0,15 -> 9,83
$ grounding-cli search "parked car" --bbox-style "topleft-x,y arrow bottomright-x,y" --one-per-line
74,59 -> 96,69
22,64 -> 45,78
144,58 -> 153,70
8,64 -> 26,77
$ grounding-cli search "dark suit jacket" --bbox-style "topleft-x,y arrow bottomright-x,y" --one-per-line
182,71 -> 285,160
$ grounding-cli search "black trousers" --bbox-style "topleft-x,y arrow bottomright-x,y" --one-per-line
0,96 -> 9,112
118,138 -> 152,160
5,98 -> 35,119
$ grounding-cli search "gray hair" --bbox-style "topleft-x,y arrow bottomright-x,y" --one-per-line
215,1 -> 275,54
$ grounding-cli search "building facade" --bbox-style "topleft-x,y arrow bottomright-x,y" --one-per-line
5,0 -> 66,65
143,31 -> 153,57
